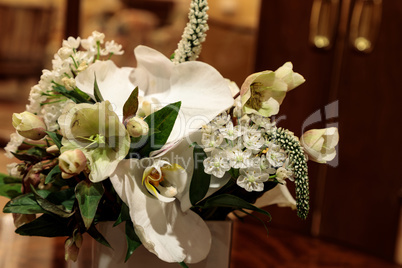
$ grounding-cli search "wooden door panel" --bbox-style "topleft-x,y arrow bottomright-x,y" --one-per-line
255,0 -> 336,234
320,0 -> 402,260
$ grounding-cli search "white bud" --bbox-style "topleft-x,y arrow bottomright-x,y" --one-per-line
12,112 -> 47,140
59,149 -> 87,179
126,117 -> 149,137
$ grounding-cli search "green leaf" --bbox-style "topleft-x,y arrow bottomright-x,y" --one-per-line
138,101 -> 181,157
45,165 -> 61,184
87,225 -> 112,248
123,87 -> 139,123
52,83 -> 92,104
45,188 -> 76,212
3,192 -> 46,214
179,262 -> 189,268
125,220 -> 142,262
16,213 -> 71,237
201,194 -> 271,218
93,75 -> 104,102
11,152 -> 41,163
75,181 -> 105,229
46,131 -> 63,149
114,202 -> 130,227
30,186 -> 74,218
189,144 -> 210,206
0,173 -> 22,199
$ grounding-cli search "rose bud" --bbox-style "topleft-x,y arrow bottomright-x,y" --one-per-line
301,127 -> 339,163
59,149 -> 87,179
12,111 -> 47,140
126,116 -> 149,137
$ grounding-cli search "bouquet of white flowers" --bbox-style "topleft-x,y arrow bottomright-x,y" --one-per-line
1,0 -> 339,266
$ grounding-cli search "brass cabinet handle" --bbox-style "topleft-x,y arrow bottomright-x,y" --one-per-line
349,0 -> 382,53
309,0 -> 341,50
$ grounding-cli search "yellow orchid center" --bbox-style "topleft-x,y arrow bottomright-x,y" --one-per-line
146,168 -> 165,187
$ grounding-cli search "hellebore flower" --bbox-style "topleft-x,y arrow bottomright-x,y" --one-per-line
75,45 -> 234,144
58,101 -> 130,182
12,111 -> 47,140
240,62 -> 305,117
301,127 -> 339,163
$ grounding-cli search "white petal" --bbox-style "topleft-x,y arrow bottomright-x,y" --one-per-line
110,159 -> 212,263
159,131 -> 230,212
131,46 -> 234,143
253,183 -> 297,209
75,60 -> 135,118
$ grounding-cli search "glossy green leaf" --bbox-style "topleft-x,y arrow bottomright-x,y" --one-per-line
0,173 -> 22,199
93,75 -> 104,102
15,213 -> 71,237
87,225 -> 112,248
3,192 -> 46,214
31,186 -> 74,218
201,194 -> 271,217
46,131 -> 63,149
123,87 -> 139,123
114,202 -> 130,227
138,101 -> 181,157
75,181 -> 105,229
45,165 -> 61,184
189,144 -> 210,206
125,219 -> 142,262
52,83 -> 92,104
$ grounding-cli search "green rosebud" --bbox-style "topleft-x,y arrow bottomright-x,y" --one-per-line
12,111 -> 47,140
126,116 -> 149,137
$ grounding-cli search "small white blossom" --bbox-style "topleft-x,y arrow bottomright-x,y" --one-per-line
236,167 -> 269,192
7,163 -> 23,178
201,132 -> 223,152
251,114 -> 276,130
203,149 -> 231,178
210,112 -> 231,127
92,31 -> 105,43
103,40 -> 124,56
62,36 -> 81,49
57,47 -> 74,60
4,133 -> 24,158
62,77 -> 76,91
250,154 -> 276,174
276,167 -> 294,184
219,121 -> 242,140
266,143 -> 287,167
242,130 -> 265,151
227,148 -> 252,169
201,124 -> 217,134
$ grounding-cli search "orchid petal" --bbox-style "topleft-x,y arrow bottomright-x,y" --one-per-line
75,60 -> 135,118
110,159 -> 212,263
253,183 -> 297,209
130,46 -> 234,143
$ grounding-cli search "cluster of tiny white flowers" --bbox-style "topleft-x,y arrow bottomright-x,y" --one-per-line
173,0 -> 209,63
201,112 -> 295,192
6,31 -> 124,156
4,133 -> 24,158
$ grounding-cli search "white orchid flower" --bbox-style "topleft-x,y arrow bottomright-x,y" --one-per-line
110,132 -> 230,263
75,45 -> 234,145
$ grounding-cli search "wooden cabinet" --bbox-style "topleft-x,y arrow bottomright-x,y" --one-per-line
255,0 -> 402,262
